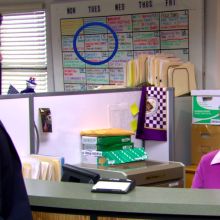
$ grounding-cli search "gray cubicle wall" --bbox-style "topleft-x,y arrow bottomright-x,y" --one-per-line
0,88 -> 186,165
174,96 -> 192,166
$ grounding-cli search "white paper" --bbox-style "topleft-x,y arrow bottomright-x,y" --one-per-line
40,161 -> 49,180
20,156 -> 41,179
46,164 -> 53,181
92,181 -> 130,191
108,103 -> 130,130
54,170 -> 58,181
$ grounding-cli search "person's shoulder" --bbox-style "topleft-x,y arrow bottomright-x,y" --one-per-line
201,150 -> 220,164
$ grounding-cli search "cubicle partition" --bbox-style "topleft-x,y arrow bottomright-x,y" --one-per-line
0,88 -> 185,164
33,88 -> 144,164
0,94 -> 32,156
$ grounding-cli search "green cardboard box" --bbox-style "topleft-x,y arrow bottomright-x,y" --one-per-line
82,136 -> 131,145
81,147 -> 148,165
83,142 -> 134,151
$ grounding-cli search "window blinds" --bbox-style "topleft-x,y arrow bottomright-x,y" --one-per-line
1,9 -> 47,94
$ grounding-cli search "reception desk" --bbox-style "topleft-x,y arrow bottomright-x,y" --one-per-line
25,179 -> 220,219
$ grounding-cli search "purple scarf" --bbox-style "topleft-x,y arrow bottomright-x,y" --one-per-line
136,86 -> 167,141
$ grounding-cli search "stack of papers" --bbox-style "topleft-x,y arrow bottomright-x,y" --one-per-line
29,154 -> 64,181
20,154 -> 64,181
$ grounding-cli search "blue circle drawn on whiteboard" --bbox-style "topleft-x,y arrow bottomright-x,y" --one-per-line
73,22 -> 118,65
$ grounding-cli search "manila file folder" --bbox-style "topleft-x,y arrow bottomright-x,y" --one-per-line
138,54 -> 148,84
159,61 -> 183,87
168,62 -> 197,97
22,163 -> 32,179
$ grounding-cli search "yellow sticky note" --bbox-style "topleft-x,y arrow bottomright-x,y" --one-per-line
130,103 -> 139,116
130,120 -> 138,132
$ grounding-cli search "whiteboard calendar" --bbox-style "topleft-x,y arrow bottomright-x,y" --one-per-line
51,0 -> 204,91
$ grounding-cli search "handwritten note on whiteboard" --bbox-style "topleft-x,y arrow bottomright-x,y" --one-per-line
63,52 -> 85,68
109,51 -> 133,68
85,34 -> 108,51
161,30 -> 188,49
134,50 -> 155,59
84,17 -> 107,34
62,36 -> 84,51
161,49 -> 189,63
110,69 -> 124,84
86,69 -> 109,84
64,68 -> 86,83
85,52 -> 109,68
64,84 -> 86,91
108,33 -> 133,51
160,11 -> 188,30
132,13 -> 159,32
107,15 -> 132,33
133,32 -> 160,50
87,85 -> 100,90
61,19 -> 84,35
108,103 -> 130,131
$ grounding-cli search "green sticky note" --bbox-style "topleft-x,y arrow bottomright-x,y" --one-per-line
130,119 -> 138,132
130,103 -> 139,116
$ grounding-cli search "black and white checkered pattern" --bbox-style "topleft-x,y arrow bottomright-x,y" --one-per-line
145,87 -> 167,130
7,84 -> 19,95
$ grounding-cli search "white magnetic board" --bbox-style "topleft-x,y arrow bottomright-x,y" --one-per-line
0,97 -> 30,157
51,0 -> 204,91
